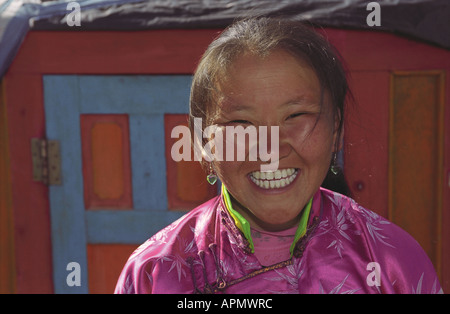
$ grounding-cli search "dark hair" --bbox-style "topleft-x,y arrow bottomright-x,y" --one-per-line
189,17 -> 349,169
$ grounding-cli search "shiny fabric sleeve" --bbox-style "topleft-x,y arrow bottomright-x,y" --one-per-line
317,190 -> 443,294
114,197 -> 221,294
114,228 -> 198,294
114,247 -> 154,294
365,217 -> 442,294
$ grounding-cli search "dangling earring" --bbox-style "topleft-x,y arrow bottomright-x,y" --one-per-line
330,152 -> 340,175
206,163 -> 217,185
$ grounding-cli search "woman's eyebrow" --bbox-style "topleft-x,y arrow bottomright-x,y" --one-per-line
219,95 -> 319,112
226,104 -> 253,112
281,96 -> 319,108
219,99 -> 254,113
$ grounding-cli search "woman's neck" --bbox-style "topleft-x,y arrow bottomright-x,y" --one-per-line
229,194 -> 302,232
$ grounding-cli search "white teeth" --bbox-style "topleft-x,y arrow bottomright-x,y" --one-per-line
249,168 -> 298,190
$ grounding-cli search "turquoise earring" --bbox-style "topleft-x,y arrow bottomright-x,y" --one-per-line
206,163 -> 217,185
330,152 -> 340,175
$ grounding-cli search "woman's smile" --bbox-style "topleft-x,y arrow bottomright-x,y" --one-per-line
248,168 -> 299,190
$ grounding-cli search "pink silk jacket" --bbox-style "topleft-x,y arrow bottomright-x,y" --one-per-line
115,188 -> 442,294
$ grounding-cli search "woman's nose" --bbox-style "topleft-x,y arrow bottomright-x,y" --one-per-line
257,125 -> 291,168
275,127 -> 292,160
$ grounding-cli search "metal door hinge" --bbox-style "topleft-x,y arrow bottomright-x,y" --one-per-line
31,138 -> 62,185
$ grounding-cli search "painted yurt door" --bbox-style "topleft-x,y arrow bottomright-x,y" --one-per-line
43,75 -> 217,293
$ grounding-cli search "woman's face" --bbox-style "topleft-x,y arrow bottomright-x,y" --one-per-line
211,49 -> 339,231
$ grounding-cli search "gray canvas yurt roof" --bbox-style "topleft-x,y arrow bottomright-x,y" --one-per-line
0,0 -> 449,77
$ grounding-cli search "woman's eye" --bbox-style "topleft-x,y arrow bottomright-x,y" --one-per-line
229,119 -> 251,124
287,112 -> 305,120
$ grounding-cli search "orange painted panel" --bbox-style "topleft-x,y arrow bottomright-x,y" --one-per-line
91,122 -> 125,200
389,71 -> 444,275
176,158 -> 209,202
81,114 -> 133,209
344,72 -> 390,218
164,114 -> 218,210
87,244 -> 138,294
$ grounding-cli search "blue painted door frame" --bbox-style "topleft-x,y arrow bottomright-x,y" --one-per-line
43,75 -> 192,293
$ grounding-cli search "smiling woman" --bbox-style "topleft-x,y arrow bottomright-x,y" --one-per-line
115,17 -> 442,294
207,49 -> 336,232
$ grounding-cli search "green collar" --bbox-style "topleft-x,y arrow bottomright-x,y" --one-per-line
221,185 -> 312,256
